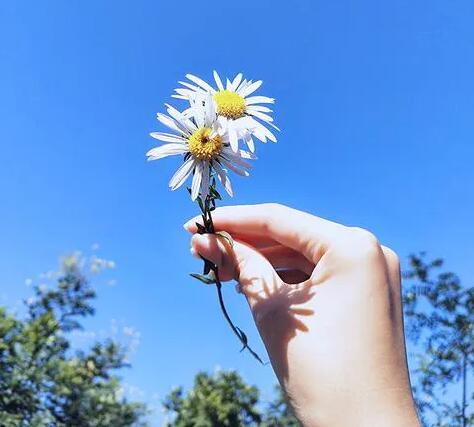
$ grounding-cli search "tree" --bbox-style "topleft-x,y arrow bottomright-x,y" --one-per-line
403,253 -> 474,426
163,370 -> 299,427
0,254 -> 148,427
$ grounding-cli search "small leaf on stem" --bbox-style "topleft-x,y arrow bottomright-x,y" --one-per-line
190,273 -> 216,284
215,231 -> 234,248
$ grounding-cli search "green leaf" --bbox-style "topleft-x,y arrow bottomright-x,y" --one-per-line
215,231 -> 233,248
196,223 -> 207,234
189,273 -> 216,285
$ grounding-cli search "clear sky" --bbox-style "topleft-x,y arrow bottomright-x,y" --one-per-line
1,0 -> 473,423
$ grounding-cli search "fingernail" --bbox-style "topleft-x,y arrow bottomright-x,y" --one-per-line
190,247 -> 198,258
183,220 -> 193,232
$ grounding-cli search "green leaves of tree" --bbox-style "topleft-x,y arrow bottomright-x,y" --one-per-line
0,254 -> 148,427
403,253 -> 474,426
163,370 -> 300,427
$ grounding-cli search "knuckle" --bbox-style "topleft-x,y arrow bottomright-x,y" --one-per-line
260,202 -> 284,212
349,227 -> 379,246
342,227 -> 382,260
382,246 -> 400,269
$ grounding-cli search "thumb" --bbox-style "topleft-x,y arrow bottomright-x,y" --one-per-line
191,233 -> 281,310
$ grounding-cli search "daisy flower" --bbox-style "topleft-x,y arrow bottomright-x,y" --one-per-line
173,71 -> 278,153
147,95 -> 255,201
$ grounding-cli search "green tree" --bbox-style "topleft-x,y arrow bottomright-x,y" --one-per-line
403,253 -> 474,427
0,254 -> 148,427
163,370 -> 299,427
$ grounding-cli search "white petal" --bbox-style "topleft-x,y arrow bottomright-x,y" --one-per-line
226,78 -> 232,90
189,97 -> 205,128
228,123 -> 238,152
200,161 -> 210,201
178,81 -> 206,93
231,73 -> 243,91
246,105 -> 272,113
245,96 -> 275,105
239,80 -> 262,98
149,132 -> 187,143
185,74 -> 215,93
146,143 -> 188,160
219,157 -> 249,177
213,160 -> 234,197
204,93 -> 216,127
220,150 -> 252,169
252,120 -> 277,142
247,110 -> 274,123
165,104 -> 197,133
169,158 -> 195,190
238,149 -> 257,160
157,113 -> 189,136
236,79 -> 250,94
244,133 -> 255,152
213,70 -> 224,91
174,88 -> 197,98
191,161 -> 203,201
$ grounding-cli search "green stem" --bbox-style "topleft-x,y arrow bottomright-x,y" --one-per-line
195,186 -> 263,364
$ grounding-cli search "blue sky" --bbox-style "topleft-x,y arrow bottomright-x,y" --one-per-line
1,0 -> 473,423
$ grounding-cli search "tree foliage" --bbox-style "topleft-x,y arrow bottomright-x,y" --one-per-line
163,370 -> 299,427
403,253 -> 474,427
0,254 -> 148,427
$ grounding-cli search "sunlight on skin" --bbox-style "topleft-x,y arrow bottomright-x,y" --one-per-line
185,203 -> 421,427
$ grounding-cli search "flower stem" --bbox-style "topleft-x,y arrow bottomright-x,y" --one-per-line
212,264 -> 263,364
193,182 -> 263,363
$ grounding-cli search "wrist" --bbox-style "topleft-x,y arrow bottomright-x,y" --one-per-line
291,386 -> 420,427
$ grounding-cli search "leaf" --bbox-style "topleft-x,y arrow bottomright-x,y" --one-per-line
215,231 -> 233,248
189,273 -> 216,284
236,327 -> 248,351
196,222 -> 206,234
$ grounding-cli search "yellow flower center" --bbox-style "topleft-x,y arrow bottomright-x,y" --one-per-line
188,127 -> 222,161
213,90 -> 246,119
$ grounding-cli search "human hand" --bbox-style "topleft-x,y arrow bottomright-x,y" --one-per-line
185,203 -> 420,427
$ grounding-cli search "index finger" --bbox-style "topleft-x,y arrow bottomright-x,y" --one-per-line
184,203 -> 343,263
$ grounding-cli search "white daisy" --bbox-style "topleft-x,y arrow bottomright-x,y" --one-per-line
173,71 -> 278,153
147,95 -> 256,201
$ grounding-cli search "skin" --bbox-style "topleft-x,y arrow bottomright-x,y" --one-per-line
184,203 -> 421,427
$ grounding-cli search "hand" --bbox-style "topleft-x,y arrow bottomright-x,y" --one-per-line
185,203 -> 420,427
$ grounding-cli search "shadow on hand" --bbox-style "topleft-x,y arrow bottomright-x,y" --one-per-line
242,274 -> 316,382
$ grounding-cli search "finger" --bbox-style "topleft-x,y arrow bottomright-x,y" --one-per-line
191,234 -> 282,309
381,245 -> 401,295
260,245 -> 314,275
231,233 -> 281,249
185,204 -> 343,263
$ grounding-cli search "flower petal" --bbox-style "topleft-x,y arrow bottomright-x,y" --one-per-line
169,158 -> 195,190
165,104 -> 197,132
185,74 -> 215,93
157,113 -> 189,136
231,73 -> 243,91
239,80 -> 262,98
246,105 -> 273,113
219,157 -> 249,177
200,161 -> 210,202
178,81 -> 206,93
228,123 -> 238,152
247,110 -> 274,123
213,70 -> 224,91
213,160 -> 234,197
245,96 -> 275,105
191,161 -> 203,201
147,143 -> 188,160
149,132 -> 187,143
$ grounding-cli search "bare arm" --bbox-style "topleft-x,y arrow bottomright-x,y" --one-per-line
185,203 -> 420,427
